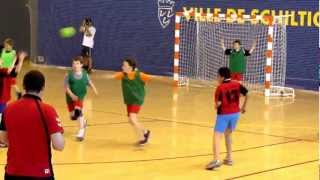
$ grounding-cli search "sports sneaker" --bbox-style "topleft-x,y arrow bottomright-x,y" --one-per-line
71,116 -> 77,120
76,128 -> 86,141
206,160 -> 222,170
76,119 -> 87,141
223,159 -> 233,166
138,130 -> 150,146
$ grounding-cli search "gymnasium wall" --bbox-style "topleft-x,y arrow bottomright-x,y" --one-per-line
38,0 -> 319,90
0,0 -> 30,52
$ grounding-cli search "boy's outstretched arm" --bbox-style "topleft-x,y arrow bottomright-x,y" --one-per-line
249,40 -> 257,54
147,75 -> 167,82
240,85 -> 249,113
104,72 -> 123,80
240,94 -> 248,114
13,51 -> 27,73
221,39 -> 226,51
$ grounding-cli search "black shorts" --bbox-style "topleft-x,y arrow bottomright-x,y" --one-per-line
81,46 -> 92,57
5,174 -> 54,180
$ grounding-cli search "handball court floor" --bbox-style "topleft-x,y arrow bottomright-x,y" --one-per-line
0,64 -> 318,180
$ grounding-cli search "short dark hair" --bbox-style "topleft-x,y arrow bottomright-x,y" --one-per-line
123,58 -> 137,70
218,67 -> 231,79
23,70 -> 45,93
233,40 -> 241,45
4,38 -> 14,47
84,17 -> 93,25
72,56 -> 83,64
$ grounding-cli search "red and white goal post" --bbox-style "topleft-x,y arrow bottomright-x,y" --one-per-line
173,9 -> 295,97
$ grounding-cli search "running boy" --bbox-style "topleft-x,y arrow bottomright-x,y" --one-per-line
221,39 -> 256,82
0,38 -> 22,99
108,58 -> 151,146
64,56 -> 98,141
206,67 -> 249,170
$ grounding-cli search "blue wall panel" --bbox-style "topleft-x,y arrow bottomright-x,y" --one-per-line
39,0 -> 319,90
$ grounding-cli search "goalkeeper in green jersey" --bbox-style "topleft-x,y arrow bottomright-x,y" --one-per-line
221,39 -> 256,82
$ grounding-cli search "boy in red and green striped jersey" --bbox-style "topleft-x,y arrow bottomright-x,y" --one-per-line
64,56 -> 98,141
109,58 -> 151,146
221,39 -> 256,82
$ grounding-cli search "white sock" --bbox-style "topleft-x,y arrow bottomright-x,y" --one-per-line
78,116 -> 86,129
77,128 -> 85,138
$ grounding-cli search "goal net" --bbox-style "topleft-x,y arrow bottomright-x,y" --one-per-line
174,11 -> 294,97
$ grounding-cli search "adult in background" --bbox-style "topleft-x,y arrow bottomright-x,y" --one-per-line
0,70 -> 65,180
79,17 -> 96,73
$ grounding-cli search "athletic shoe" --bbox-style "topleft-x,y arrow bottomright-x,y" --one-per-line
138,130 -> 150,146
76,128 -> 86,141
206,160 -> 222,170
76,119 -> 87,141
223,159 -> 233,166
71,115 -> 77,120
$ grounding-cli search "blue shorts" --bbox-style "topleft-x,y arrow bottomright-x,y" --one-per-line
214,113 -> 240,133
0,103 -> 6,113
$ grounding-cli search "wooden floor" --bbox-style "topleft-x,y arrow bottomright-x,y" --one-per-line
0,65 -> 318,180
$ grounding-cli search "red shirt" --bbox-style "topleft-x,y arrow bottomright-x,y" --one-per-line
0,68 -> 14,103
215,80 -> 248,115
0,94 -> 63,177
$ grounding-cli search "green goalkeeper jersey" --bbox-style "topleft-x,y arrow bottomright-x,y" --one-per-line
225,48 -> 251,73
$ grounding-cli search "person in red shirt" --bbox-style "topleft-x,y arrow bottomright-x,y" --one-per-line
206,67 -> 249,170
0,52 -> 26,148
0,70 -> 65,180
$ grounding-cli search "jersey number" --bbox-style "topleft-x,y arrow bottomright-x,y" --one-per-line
225,89 -> 239,103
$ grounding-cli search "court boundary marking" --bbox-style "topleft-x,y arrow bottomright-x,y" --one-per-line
50,89 -> 317,143
60,110 -> 317,143
30,139 -> 301,166
0,139 -> 315,179
225,159 -> 318,179
0,140 -> 301,166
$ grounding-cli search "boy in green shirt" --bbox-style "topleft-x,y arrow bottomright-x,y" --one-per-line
0,38 -> 22,99
1,39 -> 16,68
107,58 -> 152,146
221,39 -> 256,82
64,56 -> 98,141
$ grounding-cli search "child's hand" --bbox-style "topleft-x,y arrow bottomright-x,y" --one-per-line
94,89 -> 98,96
71,94 -> 79,101
252,39 -> 257,47
240,107 -> 246,114
215,101 -> 222,109
18,51 -> 28,62
104,74 -> 114,79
